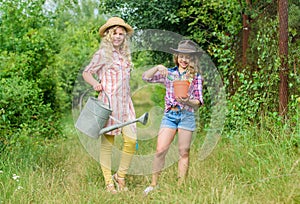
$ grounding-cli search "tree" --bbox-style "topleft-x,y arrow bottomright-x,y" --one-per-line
241,0 -> 252,67
278,0 -> 289,117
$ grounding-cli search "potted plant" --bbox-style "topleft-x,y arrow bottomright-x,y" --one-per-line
168,68 -> 195,98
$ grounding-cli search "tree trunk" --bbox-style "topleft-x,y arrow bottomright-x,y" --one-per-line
242,0 -> 251,67
278,0 -> 289,118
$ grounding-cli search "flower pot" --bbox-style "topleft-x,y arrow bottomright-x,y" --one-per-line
173,80 -> 190,98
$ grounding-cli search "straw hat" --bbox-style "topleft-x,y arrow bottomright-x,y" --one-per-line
99,17 -> 134,37
170,40 -> 203,54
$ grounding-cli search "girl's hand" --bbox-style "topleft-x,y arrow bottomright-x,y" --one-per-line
93,83 -> 103,91
157,65 -> 168,77
176,96 -> 201,109
176,96 -> 190,104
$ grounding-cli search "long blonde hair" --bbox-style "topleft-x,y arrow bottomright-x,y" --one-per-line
100,26 -> 133,68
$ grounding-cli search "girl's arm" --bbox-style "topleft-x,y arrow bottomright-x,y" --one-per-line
82,71 -> 102,91
143,64 -> 168,79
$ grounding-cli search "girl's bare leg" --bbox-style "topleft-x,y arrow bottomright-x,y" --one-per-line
177,128 -> 193,180
151,127 -> 177,186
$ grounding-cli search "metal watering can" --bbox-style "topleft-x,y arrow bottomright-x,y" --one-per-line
75,89 -> 148,139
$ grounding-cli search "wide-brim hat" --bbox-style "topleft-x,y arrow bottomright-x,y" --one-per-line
99,17 -> 134,37
170,40 -> 203,55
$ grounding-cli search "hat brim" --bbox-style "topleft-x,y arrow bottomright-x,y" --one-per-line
99,23 -> 133,37
170,48 -> 203,55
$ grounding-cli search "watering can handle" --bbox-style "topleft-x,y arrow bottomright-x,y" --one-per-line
79,88 -> 111,112
101,90 -> 111,109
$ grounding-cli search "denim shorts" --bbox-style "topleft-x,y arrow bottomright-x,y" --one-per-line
160,109 -> 196,131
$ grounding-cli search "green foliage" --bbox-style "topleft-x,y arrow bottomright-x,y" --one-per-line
51,19 -> 101,110
0,0 -> 61,110
150,85 -> 166,109
0,1 -> 50,51
288,1 -> 300,113
104,0 -> 299,131
0,77 -> 61,151
0,0 -> 109,152
225,17 -> 281,129
178,0 -> 242,49
224,1 -> 299,130
0,0 -> 63,151
102,0 -> 182,31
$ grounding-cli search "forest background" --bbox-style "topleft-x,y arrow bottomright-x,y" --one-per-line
0,0 -> 299,203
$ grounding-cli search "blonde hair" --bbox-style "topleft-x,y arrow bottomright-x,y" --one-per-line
100,26 -> 133,69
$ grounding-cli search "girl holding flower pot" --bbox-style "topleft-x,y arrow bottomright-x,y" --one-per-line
142,40 -> 204,195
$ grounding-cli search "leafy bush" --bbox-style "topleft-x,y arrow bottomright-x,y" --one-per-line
0,77 -> 62,151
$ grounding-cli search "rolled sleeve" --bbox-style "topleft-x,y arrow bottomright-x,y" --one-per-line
192,74 -> 204,105
84,49 -> 105,74
142,71 -> 166,84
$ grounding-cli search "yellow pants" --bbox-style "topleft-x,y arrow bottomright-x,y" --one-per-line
100,125 -> 136,185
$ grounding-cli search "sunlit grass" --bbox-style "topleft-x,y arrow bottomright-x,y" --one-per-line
1,112 -> 299,203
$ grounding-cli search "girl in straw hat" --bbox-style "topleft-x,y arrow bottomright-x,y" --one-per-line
142,40 -> 204,195
82,17 -> 135,194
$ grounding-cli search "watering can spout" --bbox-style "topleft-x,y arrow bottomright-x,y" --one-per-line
99,112 -> 149,135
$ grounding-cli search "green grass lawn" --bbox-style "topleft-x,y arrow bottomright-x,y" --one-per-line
1,111 -> 299,204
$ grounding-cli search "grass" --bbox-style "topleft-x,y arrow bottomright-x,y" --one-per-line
1,115 -> 299,204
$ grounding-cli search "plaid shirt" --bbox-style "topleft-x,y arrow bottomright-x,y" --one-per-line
84,48 -> 136,135
142,66 -> 203,112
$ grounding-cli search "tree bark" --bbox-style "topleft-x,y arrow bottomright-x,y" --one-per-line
278,0 -> 289,118
242,14 -> 250,67
242,0 -> 251,67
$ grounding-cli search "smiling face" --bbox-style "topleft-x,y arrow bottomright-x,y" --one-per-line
111,26 -> 126,49
177,54 -> 191,70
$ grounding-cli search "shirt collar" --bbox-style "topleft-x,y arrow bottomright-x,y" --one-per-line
169,66 -> 178,72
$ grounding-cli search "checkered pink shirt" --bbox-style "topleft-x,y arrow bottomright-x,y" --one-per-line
84,48 -> 136,135
142,66 -> 203,112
